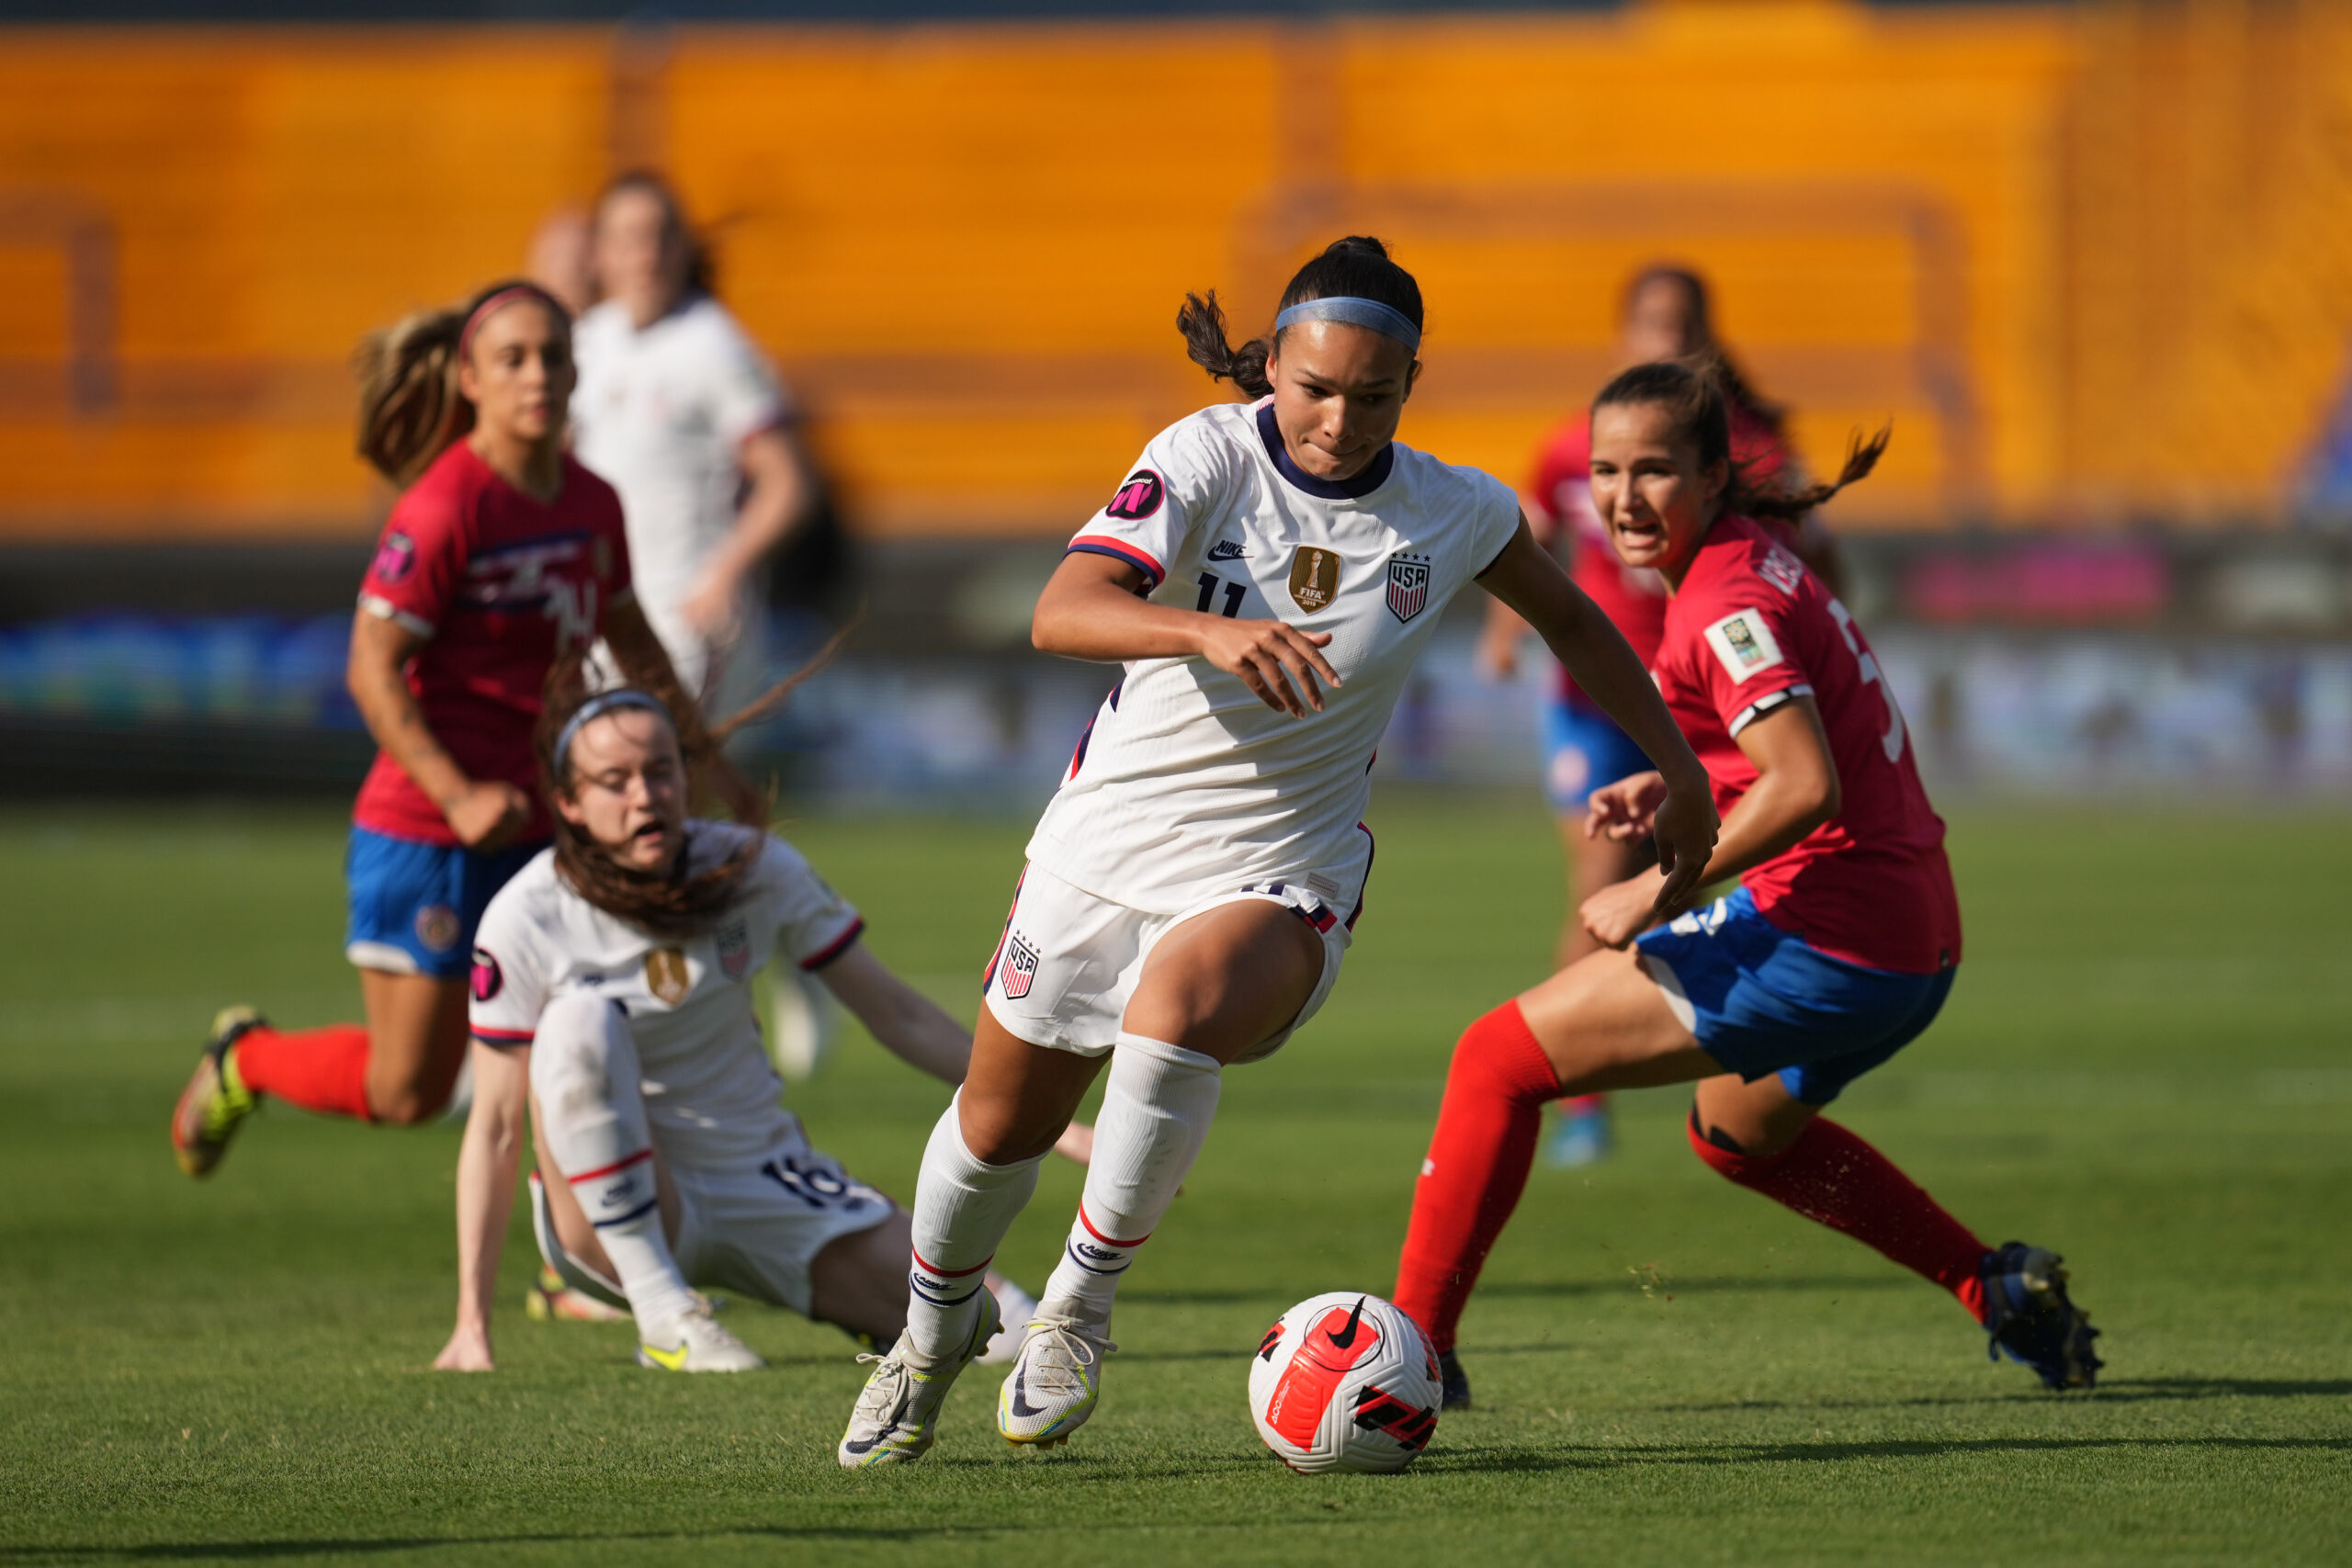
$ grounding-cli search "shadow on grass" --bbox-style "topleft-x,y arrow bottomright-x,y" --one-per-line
1424,1431 -> 2352,1475
1650,1377 -> 2352,1414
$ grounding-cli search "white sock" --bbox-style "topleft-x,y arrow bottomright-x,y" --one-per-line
904,1096 -> 1042,1365
529,994 -> 698,1342
1038,1032 -> 1221,1333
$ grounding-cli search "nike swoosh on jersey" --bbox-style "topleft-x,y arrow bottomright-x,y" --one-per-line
1207,539 -> 1251,560
640,1340 -> 690,1371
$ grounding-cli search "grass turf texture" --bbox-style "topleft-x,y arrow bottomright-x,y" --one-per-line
2,798 -> 2347,1565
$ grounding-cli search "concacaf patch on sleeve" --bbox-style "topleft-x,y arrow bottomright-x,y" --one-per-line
1702,610 -> 1785,684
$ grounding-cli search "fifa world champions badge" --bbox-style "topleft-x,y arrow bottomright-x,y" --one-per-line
1385,554 -> 1431,624
1001,933 -> 1041,999
1288,547 -> 1342,614
645,947 -> 692,1006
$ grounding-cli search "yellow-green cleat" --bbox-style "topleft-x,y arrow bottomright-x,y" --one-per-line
171,1007 -> 264,1179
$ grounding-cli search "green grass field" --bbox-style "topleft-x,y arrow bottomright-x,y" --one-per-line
3,796 -> 2348,1565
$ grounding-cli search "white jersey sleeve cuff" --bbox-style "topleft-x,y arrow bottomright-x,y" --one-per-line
1727,683 -> 1814,737
357,594 -> 435,637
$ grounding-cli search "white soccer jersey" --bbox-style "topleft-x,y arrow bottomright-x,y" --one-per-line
571,296 -> 790,676
469,823 -> 863,1166
1026,399 -> 1522,915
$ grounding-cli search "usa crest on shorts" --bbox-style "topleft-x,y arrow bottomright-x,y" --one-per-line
1001,933 -> 1041,1000
1385,553 -> 1431,624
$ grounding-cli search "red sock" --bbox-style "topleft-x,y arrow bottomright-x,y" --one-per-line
232,1024 -> 375,1122
1687,1112 -> 1990,1322
1394,1000 -> 1561,1353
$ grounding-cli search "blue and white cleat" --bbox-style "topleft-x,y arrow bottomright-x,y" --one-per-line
997,1315 -> 1114,1449
1981,1241 -> 2100,1391
1544,1102 -> 1614,1168
836,1288 -> 1003,1468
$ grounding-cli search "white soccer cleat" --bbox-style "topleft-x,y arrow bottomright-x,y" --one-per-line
978,1278 -> 1038,1366
996,1314 -> 1114,1449
638,1307 -> 764,1373
836,1289 -> 1003,1468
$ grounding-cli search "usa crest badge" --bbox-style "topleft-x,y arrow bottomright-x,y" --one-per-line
645,947 -> 691,1006
1385,553 -> 1431,624
717,919 -> 751,981
1001,933 -> 1041,1000
1288,547 -> 1342,614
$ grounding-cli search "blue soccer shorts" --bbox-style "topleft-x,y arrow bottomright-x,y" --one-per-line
345,827 -> 542,980
1541,694 -> 1654,814
1634,885 -> 1956,1105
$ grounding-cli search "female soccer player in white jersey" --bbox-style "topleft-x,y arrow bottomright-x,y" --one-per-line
434,667 -> 1078,1372
1393,362 -> 2098,1409
571,172 -> 819,712
835,237 -> 1721,1467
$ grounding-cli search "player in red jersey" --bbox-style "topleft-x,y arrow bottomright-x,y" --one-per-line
1396,360 -> 2098,1405
173,280 -> 740,1176
1481,265 -> 1840,1168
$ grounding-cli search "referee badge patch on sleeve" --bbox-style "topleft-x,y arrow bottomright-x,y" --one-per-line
1703,610 -> 1784,684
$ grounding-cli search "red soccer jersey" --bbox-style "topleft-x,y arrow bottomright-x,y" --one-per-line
1654,514 -> 1961,975
1527,403 -> 1792,705
351,442 -> 633,847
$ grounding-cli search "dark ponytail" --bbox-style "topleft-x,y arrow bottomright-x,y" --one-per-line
1591,358 -> 1886,524
1179,234 -> 1424,397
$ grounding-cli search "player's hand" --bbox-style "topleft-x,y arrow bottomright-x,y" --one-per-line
1194,616 -> 1342,717
433,1321 -> 495,1372
1579,867 -> 1668,951
679,574 -> 741,642
1585,771 -> 1668,843
1648,774 -> 1721,916
1474,618 -> 1521,682
1052,1120 -> 1095,1167
445,780 -> 532,852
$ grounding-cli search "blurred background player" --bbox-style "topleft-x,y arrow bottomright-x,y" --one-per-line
1477,264 -> 1842,1168
836,237 -> 1718,1467
567,173 -> 846,1105
435,669 -> 1083,1372
1396,361 -> 2098,1409
571,171 -> 820,717
525,206 -> 594,320
172,281 -> 741,1176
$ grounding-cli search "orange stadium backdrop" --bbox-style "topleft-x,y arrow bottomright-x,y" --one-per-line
2,0 -> 2349,542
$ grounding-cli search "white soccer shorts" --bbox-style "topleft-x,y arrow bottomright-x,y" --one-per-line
533,1135 -> 894,1318
980,861 -> 1355,1063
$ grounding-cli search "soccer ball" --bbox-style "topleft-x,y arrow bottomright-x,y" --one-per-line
1249,1292 -> 1441,1473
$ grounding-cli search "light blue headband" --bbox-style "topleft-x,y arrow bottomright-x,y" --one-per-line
556,689 -> 671,772
1273,296 -> 1421,353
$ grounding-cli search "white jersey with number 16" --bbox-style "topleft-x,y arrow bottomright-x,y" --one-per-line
1026,398 -> 1521,917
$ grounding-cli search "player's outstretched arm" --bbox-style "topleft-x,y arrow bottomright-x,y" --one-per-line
1477,518 -> 1718,906
1579,697 -> 1840,949
816,945 -> 1092,1165
818,944 -> 972,1085
1032,551 -> 1341,718
435,1040 -> 530,1372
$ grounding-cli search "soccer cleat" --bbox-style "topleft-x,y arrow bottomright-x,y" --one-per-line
978,1278 -> 1039,1366
638,1306 -> 764,1372
1437,1348 -> 1474,1411
1980,1241 -> 2100,1391
171,1007 -> 265,1179
836,1288 -> 1003,1468
996,1314 -> 1114,1449
526,1265 -> 631,1324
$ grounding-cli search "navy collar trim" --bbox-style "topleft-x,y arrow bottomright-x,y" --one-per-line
1256,402 -> 1395,501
